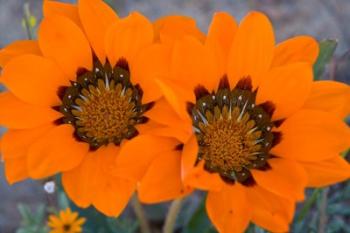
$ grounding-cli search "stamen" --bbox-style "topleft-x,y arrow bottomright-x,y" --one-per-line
190,77 -> 280,185
56,59 -> 152,149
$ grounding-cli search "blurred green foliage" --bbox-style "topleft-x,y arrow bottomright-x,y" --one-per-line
16,204 -> 48,233
314,40 -> 338,79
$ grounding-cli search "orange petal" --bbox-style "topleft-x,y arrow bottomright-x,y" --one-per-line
145,98 -> 190,132
0,40 -> 41,67
256,62 -> 313,120
78,0 -> 118,63
1,55 -> 69,107
27,124 -> 89,179
206,12 -> 237,75
138,150 -> 192,203
153,15 -> 205,45
39,14 -> 92,78
144,127 -> 191,144
135,119 -> 161,132
155,78 -> 194,122
184,161 -> 224,191
181,135 -> 198,180
206,184 -> 252,233
131,44 -> 170,103
303,80 -> 350,119
105,12 -> 153,66
93,176 -> 136,217
227,11 -> 274,88
247,185 -> 293,232
113,135 -> 178,181
273,110 -> 350,161
272,36 -> 319,67
62,145 -> 118,208
43,0 -> 81,26
0,92 -> 61,129
252,158 -> 307,201
170,36 -> 219,91
1,124 -> 54,160
4,157 -> 29,184
301,156 -> 350,188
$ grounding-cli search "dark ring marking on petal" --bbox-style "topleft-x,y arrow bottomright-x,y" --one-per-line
194,85 -> 210,100
218,75 -> 230,90
258,101 -> 275,118
175,144 -> 184,151
235,76 -> 253,91
273,118 -> 285,127
271,132 -> 282,147
57,86 -> 68,100
116,58 -> 130,72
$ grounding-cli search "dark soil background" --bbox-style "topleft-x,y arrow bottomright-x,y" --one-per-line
0,0 -> 350,232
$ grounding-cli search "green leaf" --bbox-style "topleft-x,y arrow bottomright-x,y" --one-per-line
313,39 -> 338,79
107,218 -> 139,233
18,204 -> 33,224
183,199 -> 216,233
16,204 -> 48,233
57,191 -> 70,209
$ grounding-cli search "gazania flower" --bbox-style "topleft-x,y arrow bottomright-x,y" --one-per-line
141,11 -> 350,232
0,0 -> 192,216
48,208 -> 85,233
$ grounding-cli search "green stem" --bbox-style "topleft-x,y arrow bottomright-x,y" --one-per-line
130,194 -> 152,233
296,189 -> 322,222
318,188 -> 329,233
163,198 -> 183,233
23,2 -> 33,40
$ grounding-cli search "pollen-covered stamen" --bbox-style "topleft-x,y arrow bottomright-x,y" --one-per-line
189,76 -> 280,185
56,59 -> 152,150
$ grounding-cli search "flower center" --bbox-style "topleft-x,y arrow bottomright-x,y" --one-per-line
63,224 -> 71,232
56,59 -> 153,150
188,76 -> 280,185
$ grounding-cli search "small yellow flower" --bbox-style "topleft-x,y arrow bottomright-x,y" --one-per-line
48,208 -> 85,233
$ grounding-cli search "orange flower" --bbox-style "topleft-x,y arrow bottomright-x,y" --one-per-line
48,208 -> 85,233
0,0 -> 190,216
140,12 -> 350,232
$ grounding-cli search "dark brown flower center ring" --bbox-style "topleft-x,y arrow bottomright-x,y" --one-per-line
187,76 -> 283,186
53,58 -> 154,150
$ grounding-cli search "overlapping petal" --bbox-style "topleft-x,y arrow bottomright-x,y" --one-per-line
138,150 -> 192,203
27,124 -> 89,178
303,80 -> 350,119
105,12 -> 153,66
78,0 -> 118,63
113,135 -> 178,181
272,110 -> 350,161
154,15 -> 205,45
206,12 -> 237,75
0,40 -> 41,67
206,184 -> 252,233
39,14 -> 92,77
272,35 -> 319,66
227,11 -> 274,88
43,0 -> 81,26
256,62 -> 313,120
0,92 -> 61,129
252,158 -> 308,201
1,55 -> 69,107
301,156 -> 350,187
